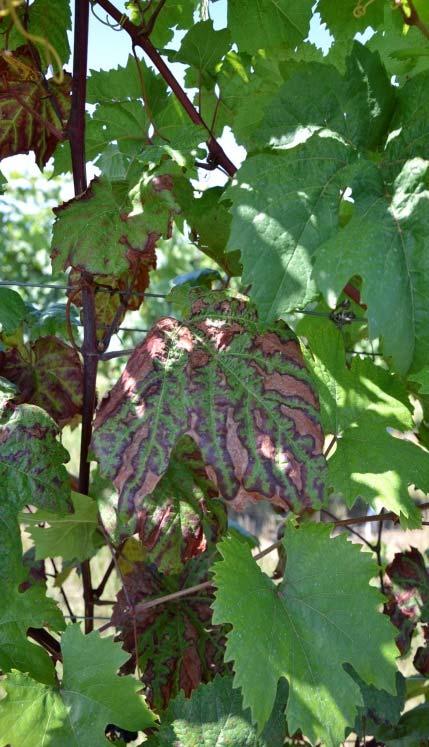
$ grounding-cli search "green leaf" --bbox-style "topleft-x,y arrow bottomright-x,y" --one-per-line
300,319 -> 426,526
20,492 -> 104,563
314,158 -> 429,375
171,20 -> 231,86
6,0 -> 71,69
255,44 -> 395,151
385,70 -> 429,170
0,624 -> 155,747
348,668 -> 406,734
0,288 -> 26,334
228,0 -> 313,54
317,0 -> 384,37
87,55 -> 166,109
225,135 -> 353,317
51,175 -> 173,276
92,292 -> 326,518
212,523 -> 397,747
376,702 -> 429,746
26,302 -> 80,341
146,675 -> 287,746
409,366 -> 429,394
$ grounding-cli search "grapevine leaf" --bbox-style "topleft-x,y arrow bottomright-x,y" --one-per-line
314,158 -> 429,375
384,548 -> 429,658
87,55 -> 167,109
0,288 -> 26,334
409,366 -> 429,394
368,11 -> 429,82
0,46 -> 71,167
111,556 -> 226,710
19,492 -> 104,563
6,0 -> 71,69
225,135 -> 353,317
146,675 -> 287,747
0,399 -> 69,684
348,668 -> 406,734
25,302 -> 80,342
51,175 -> 172,277
228,0 -> 313,54
144,0 -> 196,48
385,70 -> 429,170
176,186 -> 241,276
375,702 -> 429,746
136,438 -> 226,573
255,44 -> 395,151
300,319 -> 425,526
0,624 -> 155,747
317,0 -> 384,37
171,20 -> 231,87
0,336 -> 83,427
92,292 -> 326,517
0,400 -> 70,516
212,524 -> 397,746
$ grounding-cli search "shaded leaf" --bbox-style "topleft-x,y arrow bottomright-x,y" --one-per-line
376,702 -> 429,746
0,335 -> 83,427
0,624 -> 155,746
317,0 -> 384,37
212,523 -> 397,747
146,675 -> 287,746
314,158 -> 429,375
0,46 -> 71,167
92,292 -> 326,518
20,492 -> 104,563
4,0 -> 71,69
111,556 -> 227,710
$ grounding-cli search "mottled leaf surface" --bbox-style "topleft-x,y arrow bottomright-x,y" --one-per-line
212,524 -> 397,747
92,292 -> 326,517
146,675 -> 286,747
0,46 -> 70,167
0,336 -> 83,427
20,492 -> 103,562
0,625 -> 155,747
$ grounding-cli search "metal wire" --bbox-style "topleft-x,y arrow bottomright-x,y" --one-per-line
0,279 -> 167,299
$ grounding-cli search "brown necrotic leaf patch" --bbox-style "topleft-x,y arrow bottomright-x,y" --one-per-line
0,45 -> 70,167
92,292 -> 326,517
0,336 -> 83,427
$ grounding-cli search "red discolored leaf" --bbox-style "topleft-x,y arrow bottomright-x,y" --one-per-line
111,556 -> 228,710
384,589 -> 419,655
136,437 -> 226,574
0,46 -> 70,167
386,548 -> 429,604
0,336 -> 83,427
92,292 -> 326,517
385,548 -> 429,657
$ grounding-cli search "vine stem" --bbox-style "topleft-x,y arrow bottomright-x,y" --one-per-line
98,502 -> 429,625
69,0 -> 96,634
401,0 -> 429,41
94,0 -> 237,176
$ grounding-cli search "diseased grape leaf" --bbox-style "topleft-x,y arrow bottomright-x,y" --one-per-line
145,675 -> 287,747
136,437 -> 226,574
212,523 -> 397,747
0,335 -> 83,427
300,318 -> 426,526
0,45 -> 71,167
111,555 -> 227,710
19,492 -> 104,562
314,158 -> 429,375
0,624 -> 155,747
51,175 -> 170,277
92,292 -> 326,518
228,0 -> 312,54
225,135 -> 354,318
